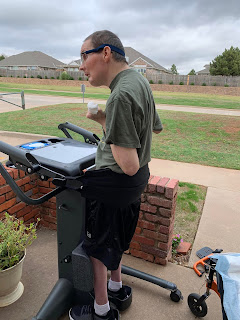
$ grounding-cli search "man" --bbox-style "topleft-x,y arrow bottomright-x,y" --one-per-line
69,30 -> 162,320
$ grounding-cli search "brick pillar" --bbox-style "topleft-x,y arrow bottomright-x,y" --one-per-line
129,175 -> 178,265
0,166 -> 40,222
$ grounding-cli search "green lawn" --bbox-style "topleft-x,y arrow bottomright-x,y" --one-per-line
1,82 -> 240,109
0,103 -> 239,170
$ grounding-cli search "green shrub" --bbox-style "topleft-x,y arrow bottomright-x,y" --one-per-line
149,80 -> 154,84
169,81 -> 174,85
224,84 -> 229,87
23,76 -> 26,78
0,213 -> 39,270
78,77 -> 82,80
190,82 -> 195,85
57,76 -> 60,79
69,76 -> 74,80
179,81 -> 184,85
44,76 -> 48,79
202,82 -> 207,86
212,82 -> 217,86
31,76 -> 34,78
50,77 -> 55,79
37,75 -> 42,79
158,80 -> 163,84
60,71 -> 72,80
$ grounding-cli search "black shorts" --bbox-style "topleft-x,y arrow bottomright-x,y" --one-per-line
81,165 -> 149,270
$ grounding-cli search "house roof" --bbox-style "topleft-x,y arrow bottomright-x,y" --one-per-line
124,47 -> 170,73
0,51 -> 64,69
197,64 -> 210,74
72,47 -> 170,73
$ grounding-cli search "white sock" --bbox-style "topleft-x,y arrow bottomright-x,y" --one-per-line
108,278 -> 122,292
94,300 -> 110,316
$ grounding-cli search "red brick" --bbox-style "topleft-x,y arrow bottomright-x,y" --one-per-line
130,249 -> 154,262
176,242 -> 192,255
156,177 -> 170,193
48,223 -> 57,230
19,171 -> 26,178
0,195 -> 5,204
38,180 -> 50,187
16,176 -> 30,187
165,179 -> 179,199
24,184 -> 34,192
147,195 -> 173,209
143,229 -> 168,242
5,191 -> 16,201
138,220 -> 156,231
132,234 -> 155,246
141,244 -> 167,258
140,203 -> 157,213
144,175 -> 154,192
39,187 -> 51,194
158,207 -> 173,218
134,226 -> 141,234
157,242 -> 170,251
0,175 -> 6,186
42,214 -> 57,224
0,185 -> 11,195
159,225 -> 170,235
139,211 -> 143,219
0,198 -> 16,213
42,201 -> 56,210
16,206 -> 32,218
8,202 -> 26,214
129,241 -> 141,250
154,257 -> 167,266
148,176 -> 161,193
24,208 -> 40,222
141,193 -> 146,202
39,220 -> 50,228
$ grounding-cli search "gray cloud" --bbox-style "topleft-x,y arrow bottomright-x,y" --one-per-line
1,0 -> 240,74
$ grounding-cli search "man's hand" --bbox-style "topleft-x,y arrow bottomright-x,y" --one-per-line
86,108 -> 106,130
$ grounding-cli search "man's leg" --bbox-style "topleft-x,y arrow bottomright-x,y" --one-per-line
91,256 -> 110,316
110,261 -> 122,282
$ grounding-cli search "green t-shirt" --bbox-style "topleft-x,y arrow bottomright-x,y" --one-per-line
95,69 -> 162,173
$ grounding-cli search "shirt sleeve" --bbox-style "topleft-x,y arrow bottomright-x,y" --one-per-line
105,98 -> 141,148
153,108 -> 163,131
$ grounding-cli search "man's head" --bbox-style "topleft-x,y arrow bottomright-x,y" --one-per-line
80,30 -> 128,87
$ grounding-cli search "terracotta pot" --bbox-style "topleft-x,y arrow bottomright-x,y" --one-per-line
0,251 -> 26,307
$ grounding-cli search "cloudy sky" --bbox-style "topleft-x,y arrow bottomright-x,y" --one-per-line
1,0 -> 240,74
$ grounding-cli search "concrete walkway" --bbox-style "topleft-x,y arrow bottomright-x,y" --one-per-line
1,93 -> 240,116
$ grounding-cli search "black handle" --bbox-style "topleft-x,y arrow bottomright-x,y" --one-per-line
0,162 -> 63,205
0,141 -> 30,167
58,122 -> 100,145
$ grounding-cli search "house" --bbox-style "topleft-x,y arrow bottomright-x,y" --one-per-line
124,47 -> 171,76
196,64 -> 210,75
69,47 -> 170,78
0,51 -> 65,71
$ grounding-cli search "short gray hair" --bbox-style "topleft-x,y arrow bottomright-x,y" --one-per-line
84,30 -> 127,64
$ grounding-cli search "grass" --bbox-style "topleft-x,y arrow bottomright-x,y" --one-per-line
174,182 -> 207,244
0,103 -> 239,170
1,82 -> 240,109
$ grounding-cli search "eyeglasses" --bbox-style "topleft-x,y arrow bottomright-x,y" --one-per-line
80,44 -> 125,63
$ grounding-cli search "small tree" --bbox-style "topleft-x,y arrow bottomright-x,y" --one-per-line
210,46 -> 240,76
0,55 -> 6,61
171,64 -> 178,74
60,71 -> 72,80
188,69 -> 196,75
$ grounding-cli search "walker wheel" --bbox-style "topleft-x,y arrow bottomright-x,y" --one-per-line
188,293 -> 208,317
170,289 -> 183,302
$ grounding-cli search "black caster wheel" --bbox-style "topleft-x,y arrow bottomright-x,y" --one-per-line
188,293 -> 208,317
170,289 -> 183,302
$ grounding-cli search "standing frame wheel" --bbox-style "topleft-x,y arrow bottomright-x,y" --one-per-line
170,289 -> 183,302
188,293 -> 208,317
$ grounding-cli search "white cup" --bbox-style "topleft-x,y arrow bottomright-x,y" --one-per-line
87,101 -> 98,114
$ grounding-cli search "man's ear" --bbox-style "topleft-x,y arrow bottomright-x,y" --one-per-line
103,46 -> 112,62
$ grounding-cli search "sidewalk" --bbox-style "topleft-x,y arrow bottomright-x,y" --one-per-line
1,93 -> 240,116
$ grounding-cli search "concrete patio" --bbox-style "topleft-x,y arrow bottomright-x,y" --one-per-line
0,228 -> 222,320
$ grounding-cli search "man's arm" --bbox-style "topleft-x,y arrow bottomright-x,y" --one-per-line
86,109 -> 139,176
110,145 -> 139,176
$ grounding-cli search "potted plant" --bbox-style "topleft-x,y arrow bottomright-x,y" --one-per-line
0,213 -> 39,307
